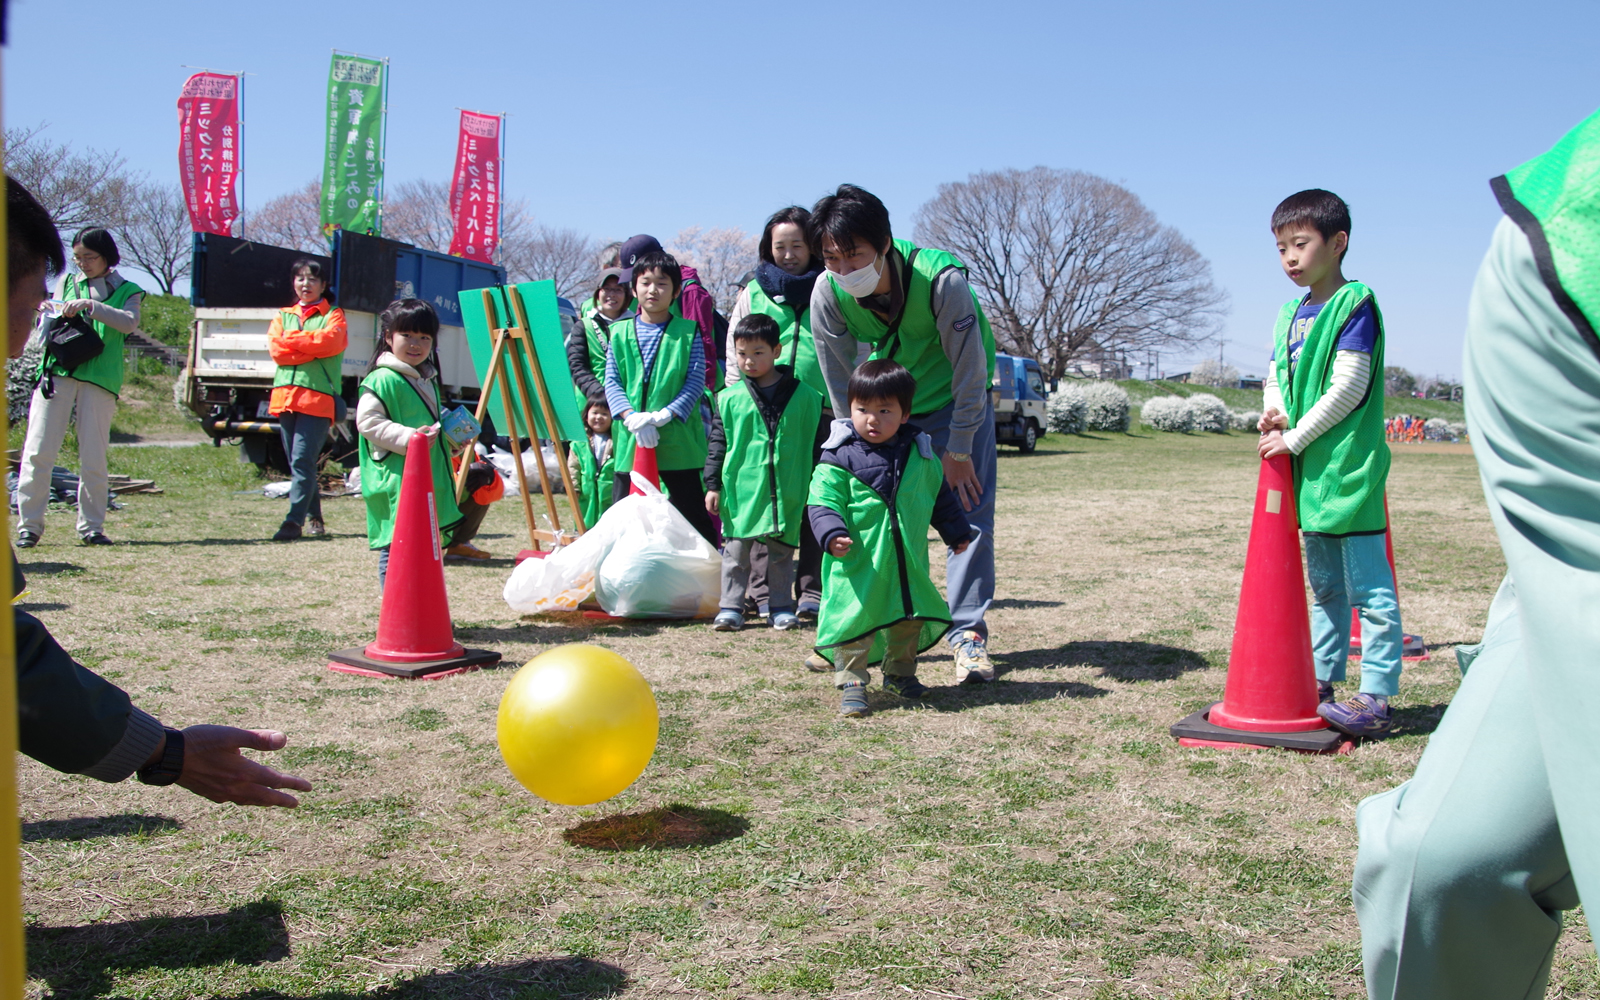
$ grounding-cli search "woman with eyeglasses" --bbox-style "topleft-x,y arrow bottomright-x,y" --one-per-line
15,228 -> 143,548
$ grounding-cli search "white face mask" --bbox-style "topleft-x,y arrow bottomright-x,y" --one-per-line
829,255 -> 883,298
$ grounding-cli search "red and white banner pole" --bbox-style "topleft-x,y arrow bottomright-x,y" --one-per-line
447,110 -> 502,264
176,72 -> 242,236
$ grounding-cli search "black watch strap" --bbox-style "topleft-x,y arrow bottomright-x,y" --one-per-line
137,728 -> 185,786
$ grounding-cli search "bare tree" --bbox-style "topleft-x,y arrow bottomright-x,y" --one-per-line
117,182 -> 192,294
241,180 -> 327,254
3,124 -> 136,237
913,167 -> 1226,380
383,178 -> 454,252
503,224 -> 599,301
669,226 -> 757,312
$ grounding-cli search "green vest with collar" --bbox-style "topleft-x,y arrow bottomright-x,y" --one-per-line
1492,105 -> 1600,350
715,372 -> 824,546
745,279 -> 827,398
1271,281 -> 1389,535
271,306 -> 345,399
357,366 -> 462,549
808,429 -> 953,665
44,272 -> 142,396
571,436 -> 617,528
609,316 -> 709,474
830,239 -> 997,415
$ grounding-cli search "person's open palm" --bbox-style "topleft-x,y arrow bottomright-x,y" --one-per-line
176,726 -> 313,807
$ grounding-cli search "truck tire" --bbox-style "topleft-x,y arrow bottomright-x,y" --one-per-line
1018,420 -> 1038,453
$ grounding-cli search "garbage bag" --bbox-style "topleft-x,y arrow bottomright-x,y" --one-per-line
502,473 -> 718,619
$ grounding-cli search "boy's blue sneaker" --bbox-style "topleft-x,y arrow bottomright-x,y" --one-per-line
712,611 -> 744,632
796,601 -> 820,622
952,631 -> 995,684
1317,682 -> 1335,704
839,683 -> 869,717
1318,693 -> 1393,738
771,612 -> 800,631
883,674 -> 928,699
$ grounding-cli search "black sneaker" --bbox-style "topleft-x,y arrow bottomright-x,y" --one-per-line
1317,682 -> 1335,704
271,520 -> 302,542
16,530 -> 39,549
796,601 -> 820,623
883,674 -> 928,699
80,532 -> 113,546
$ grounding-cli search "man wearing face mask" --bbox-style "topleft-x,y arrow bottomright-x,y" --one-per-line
807,185 -> 1000,685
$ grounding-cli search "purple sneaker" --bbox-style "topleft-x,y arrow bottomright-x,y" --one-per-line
1318,693 -> 1392,738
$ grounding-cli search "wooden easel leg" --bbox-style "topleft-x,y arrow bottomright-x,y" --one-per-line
506,291 -> 588,533
455,326 -> 508,505
505,333 -> 564,536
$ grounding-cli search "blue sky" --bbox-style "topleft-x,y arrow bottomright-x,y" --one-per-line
7,0 -> 1598,379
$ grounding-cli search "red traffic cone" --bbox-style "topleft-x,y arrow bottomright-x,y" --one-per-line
330,430 -> 501,679
629,443 -> 660,495
1171,455 -> 1345,752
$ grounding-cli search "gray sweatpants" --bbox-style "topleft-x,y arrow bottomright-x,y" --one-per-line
720,537 -> 794,615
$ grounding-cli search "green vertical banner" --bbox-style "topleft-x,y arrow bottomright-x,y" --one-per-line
320,52 -> 386,240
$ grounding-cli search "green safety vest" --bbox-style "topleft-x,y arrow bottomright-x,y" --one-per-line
580,313 -> 613,382
1492,105 -> 1600,348
571,436 -> 617,529
745,279 -> 827,398
1271,281 -> 1389,535
608,316 -> 709,473
831,239 -> 997,415
357,366 -> 463,549
43,273 -> 142,396
716,372 -> 824,546
808,432 -> 953,665
271,306 -> 345,400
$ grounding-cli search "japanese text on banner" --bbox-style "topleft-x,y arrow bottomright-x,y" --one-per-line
320,54 -> 386,241
447,111 -> 501,264
175,73 -> 241,237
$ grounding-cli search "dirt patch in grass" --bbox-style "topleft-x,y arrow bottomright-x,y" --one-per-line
16,427 -> 1580,998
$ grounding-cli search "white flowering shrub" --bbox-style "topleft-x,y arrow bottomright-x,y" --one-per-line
1079,382 -> 1131,431
1046,389 -> 1087,434
1448,421 -> 1468,440
1142,395 -> 1194,433
1187,393 -> 1230,433
1229,409 -> 1262,432
1424,417 -> 1455,441
6,336 -> 43,423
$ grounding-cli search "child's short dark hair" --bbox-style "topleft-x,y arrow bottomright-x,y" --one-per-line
1271,189 -> 1351,257
732,313 -> 781,350
847,359 -> 915,413
630,251 -> 682,297
809,184 -> 892,258
583,390 -> 610,414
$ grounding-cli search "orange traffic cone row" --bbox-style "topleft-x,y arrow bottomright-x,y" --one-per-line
1348,498 -> 1430,662
1170,455 -> 1346,752
330,430 -> 502,679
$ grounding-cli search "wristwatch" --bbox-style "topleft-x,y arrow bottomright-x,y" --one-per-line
947,452 -> 971,463
137,728 -> 185,786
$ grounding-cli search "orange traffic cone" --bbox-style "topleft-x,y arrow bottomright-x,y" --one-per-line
1349,498 -> 1430,661
1171,455 -> 1345,752
330,430 -> 501,679
629,444 -> 660,495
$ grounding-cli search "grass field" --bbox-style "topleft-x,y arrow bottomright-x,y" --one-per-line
15,413 -> 1590,999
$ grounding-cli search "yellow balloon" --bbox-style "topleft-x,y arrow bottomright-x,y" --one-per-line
496,644 -> 659,806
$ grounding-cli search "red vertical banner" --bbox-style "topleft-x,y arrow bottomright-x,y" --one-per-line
176,73 -> 242,236
448,111 -> 501,263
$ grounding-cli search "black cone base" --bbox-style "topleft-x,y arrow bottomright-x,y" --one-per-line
1170,702 -> 1348,752
328,646 -> 502,679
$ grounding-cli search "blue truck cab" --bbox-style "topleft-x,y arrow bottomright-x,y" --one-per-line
992,353 -> 1049,452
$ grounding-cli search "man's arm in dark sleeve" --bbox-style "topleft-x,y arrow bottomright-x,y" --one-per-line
15,610 -> 163,781
930,481 -> 974,548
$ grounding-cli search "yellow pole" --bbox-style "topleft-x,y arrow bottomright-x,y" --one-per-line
1,39 -> 29,999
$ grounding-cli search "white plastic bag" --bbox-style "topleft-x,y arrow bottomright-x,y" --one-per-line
502,474 -> 719,619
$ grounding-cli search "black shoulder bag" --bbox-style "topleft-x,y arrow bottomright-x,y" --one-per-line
40,312 -> 105,399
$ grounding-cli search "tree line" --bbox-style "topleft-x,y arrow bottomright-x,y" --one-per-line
5,127 -> 1230,376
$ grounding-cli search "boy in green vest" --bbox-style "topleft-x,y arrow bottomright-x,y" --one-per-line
1257,189 -> 1402,738
808,360 -> 974,717
704,314 -> 824,632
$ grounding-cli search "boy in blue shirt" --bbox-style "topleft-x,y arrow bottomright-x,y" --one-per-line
1257,189 -> 1403,738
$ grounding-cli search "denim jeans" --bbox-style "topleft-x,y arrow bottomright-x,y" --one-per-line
1303,532 -> 1403,696
910,395 -> 997,643
278,410 -> 329,527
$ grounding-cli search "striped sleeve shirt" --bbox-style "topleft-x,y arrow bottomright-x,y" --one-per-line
603,320 -> 706,422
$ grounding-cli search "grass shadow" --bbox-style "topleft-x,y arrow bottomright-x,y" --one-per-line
27,900 -> 288,997
990,598 -> 1065,610
1389,702 -> 1450,739
211,957 -> 628,999
16,601 -> 68,612
996,640 -> 1208,681
914,678 -> 1110,713
117,538 -> 277,547
23,813 -> 180,842
16,561 -> 84,575
564,804 -> 749,851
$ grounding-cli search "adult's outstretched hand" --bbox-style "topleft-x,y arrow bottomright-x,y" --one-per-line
171,726 -> 313,808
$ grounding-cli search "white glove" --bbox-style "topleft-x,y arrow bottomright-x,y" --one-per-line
648,408 -> 674,428
633,422 -> 660,449
623,411 -> 653,434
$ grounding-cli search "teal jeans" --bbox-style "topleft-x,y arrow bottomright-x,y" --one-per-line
1304,532 -> 1403,697
1353,218 -> 1600,999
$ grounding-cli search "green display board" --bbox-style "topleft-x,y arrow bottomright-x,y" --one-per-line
459,280 -> 585,444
